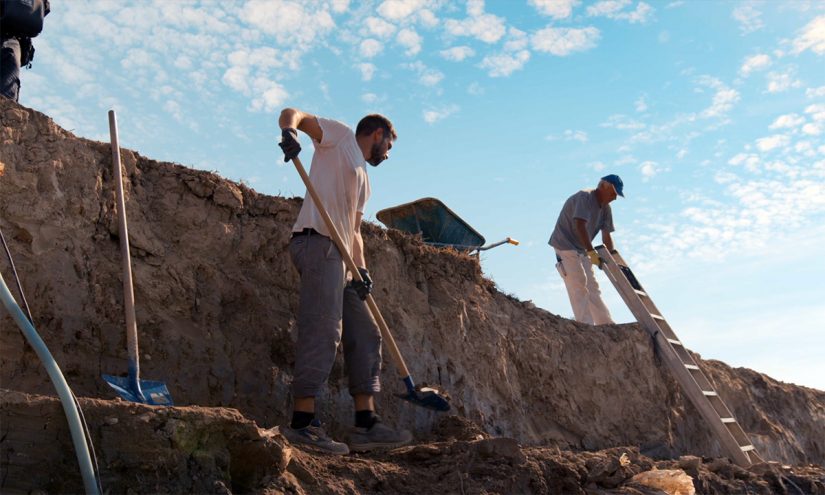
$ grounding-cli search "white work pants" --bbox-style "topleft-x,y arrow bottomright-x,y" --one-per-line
554,249 -> 614,325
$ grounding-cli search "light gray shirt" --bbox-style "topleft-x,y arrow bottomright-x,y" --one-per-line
548,189 -> 614,252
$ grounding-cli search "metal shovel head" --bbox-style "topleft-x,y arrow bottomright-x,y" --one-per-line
102,373 -> 173,406
397,385 -> 451,412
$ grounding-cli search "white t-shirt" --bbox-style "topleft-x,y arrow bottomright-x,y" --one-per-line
292,117 -> 370,256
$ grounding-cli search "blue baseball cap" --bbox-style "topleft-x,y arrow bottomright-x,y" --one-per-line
601,174 -> 624,197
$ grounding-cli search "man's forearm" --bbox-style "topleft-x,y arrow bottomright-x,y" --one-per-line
602,232 -> 613,251
352,231 -> 366,269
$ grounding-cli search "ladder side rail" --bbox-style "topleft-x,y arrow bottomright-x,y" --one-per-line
595,247 -> 756,467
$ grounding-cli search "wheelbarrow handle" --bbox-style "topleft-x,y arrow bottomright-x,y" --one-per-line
290,157 -> 413,379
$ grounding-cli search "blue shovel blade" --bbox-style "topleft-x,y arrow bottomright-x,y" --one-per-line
102,374 -> 174,406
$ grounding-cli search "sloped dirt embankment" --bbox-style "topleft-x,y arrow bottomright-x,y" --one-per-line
1,99 -> 824,493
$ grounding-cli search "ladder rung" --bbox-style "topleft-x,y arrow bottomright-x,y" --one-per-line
721,417 -> 736,423
634,289 -> 647,297
740,445 -> 756,452
702,390 -> 718,397
684,364 -> 699,370
667,338 -> 682,346
651,314 -> 665,320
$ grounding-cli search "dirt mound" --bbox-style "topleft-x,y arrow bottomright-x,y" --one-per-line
3,390 -> 823,494
1,98 -> 824,492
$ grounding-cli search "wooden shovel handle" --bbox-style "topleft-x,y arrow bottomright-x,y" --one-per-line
108,110 -> 141,380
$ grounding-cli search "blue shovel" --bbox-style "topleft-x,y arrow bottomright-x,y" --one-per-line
101,110 -> 172,406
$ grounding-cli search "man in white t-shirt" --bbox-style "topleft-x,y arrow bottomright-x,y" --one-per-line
277,107 -> 411,455
548,175 -> 624,326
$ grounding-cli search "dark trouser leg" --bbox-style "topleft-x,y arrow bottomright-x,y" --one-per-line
1,37 -> 22,102
288,234 -> 345,399
342,285 -> 382,396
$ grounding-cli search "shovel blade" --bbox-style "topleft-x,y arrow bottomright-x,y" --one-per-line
102,374 -> 173,406
397,377 -> 450,411
396,388 -> 451,411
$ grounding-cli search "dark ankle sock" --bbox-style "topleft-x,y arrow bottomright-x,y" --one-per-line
355,410 -> 377,429
291,411 -> 315,429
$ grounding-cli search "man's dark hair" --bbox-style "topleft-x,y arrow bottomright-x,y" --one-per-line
356,114 -> 397,141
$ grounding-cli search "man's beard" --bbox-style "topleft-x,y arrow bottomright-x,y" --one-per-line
367,142 -> 385,166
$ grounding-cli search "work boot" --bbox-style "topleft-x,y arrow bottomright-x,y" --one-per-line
280,419 -> 350,455
348,419 -> 413,452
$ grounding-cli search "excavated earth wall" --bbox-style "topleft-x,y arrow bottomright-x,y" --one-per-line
1,99 -> 824,492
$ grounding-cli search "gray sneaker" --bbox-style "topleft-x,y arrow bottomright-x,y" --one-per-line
280,419 -> 349,455
348,421 -> 413,452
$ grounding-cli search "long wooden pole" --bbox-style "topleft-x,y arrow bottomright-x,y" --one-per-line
108,110 -> 144,401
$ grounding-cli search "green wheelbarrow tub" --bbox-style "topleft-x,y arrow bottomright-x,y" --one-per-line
376,197 -> 485,251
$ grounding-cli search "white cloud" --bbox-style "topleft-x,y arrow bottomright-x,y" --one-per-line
728,152 -> 760,172
397,28 -> 422,56
529,0 -> 580,19
331,0 -> 350,13
590,161 -> 606,171
364,16 -> 396,38
467,82 -> 484,95
601,114 -> 646,131
174,56 -> 193,70
545,129 -> 589,142
791,15 -> 825,55
531,27 -> 600,56
732,2 -> 764,35
639,160 -> 665,180
362,93 -> 378,103
755,134 -> 790,152
697,76 -> 740,119
739,53 -> 771,77
378,0 -> 426,21
479,50 -> 530,77
587,0 -> 653,23
360,38 -> 383,58
418,9 -> 439,27
806,103 -> 825,121
444,1 -> 506,43
240,0 -> 335,45
440,46 -> 475,61
766,71 -> 802,93
565,129 -> 588,142
358,63 -> 376,81
163,100 -> 183,123
251,81 -> 289,113
222,65 -> 249,93
806,86 -> 825,98
405,61 -> 444,86
769,114 -> 805,129
802,123 -> 822,136
423,104 -> 459,124
504,27 -> 529,52
635,95 -> 648,112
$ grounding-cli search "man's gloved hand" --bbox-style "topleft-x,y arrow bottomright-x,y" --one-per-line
586,250 -> 603,268
351,267 -> 373,300
278,128 -> 301,162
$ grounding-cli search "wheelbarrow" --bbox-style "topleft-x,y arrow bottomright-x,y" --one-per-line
376,197 -> 519,254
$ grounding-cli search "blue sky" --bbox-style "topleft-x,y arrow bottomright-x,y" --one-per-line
20,0 -> 825,390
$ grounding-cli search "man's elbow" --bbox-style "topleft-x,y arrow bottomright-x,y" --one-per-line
280,107 -> 299,120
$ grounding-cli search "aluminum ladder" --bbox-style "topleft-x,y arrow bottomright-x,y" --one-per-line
595,246 -> 763,467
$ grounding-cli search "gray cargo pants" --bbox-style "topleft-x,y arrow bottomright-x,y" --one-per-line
288,231 -> 382,397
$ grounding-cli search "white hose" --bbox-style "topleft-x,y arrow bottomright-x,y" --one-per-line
0,272 -> 100,495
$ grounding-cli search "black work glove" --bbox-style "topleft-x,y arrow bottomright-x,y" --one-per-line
278,128 -> 300,162
351,267 -> 373,300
